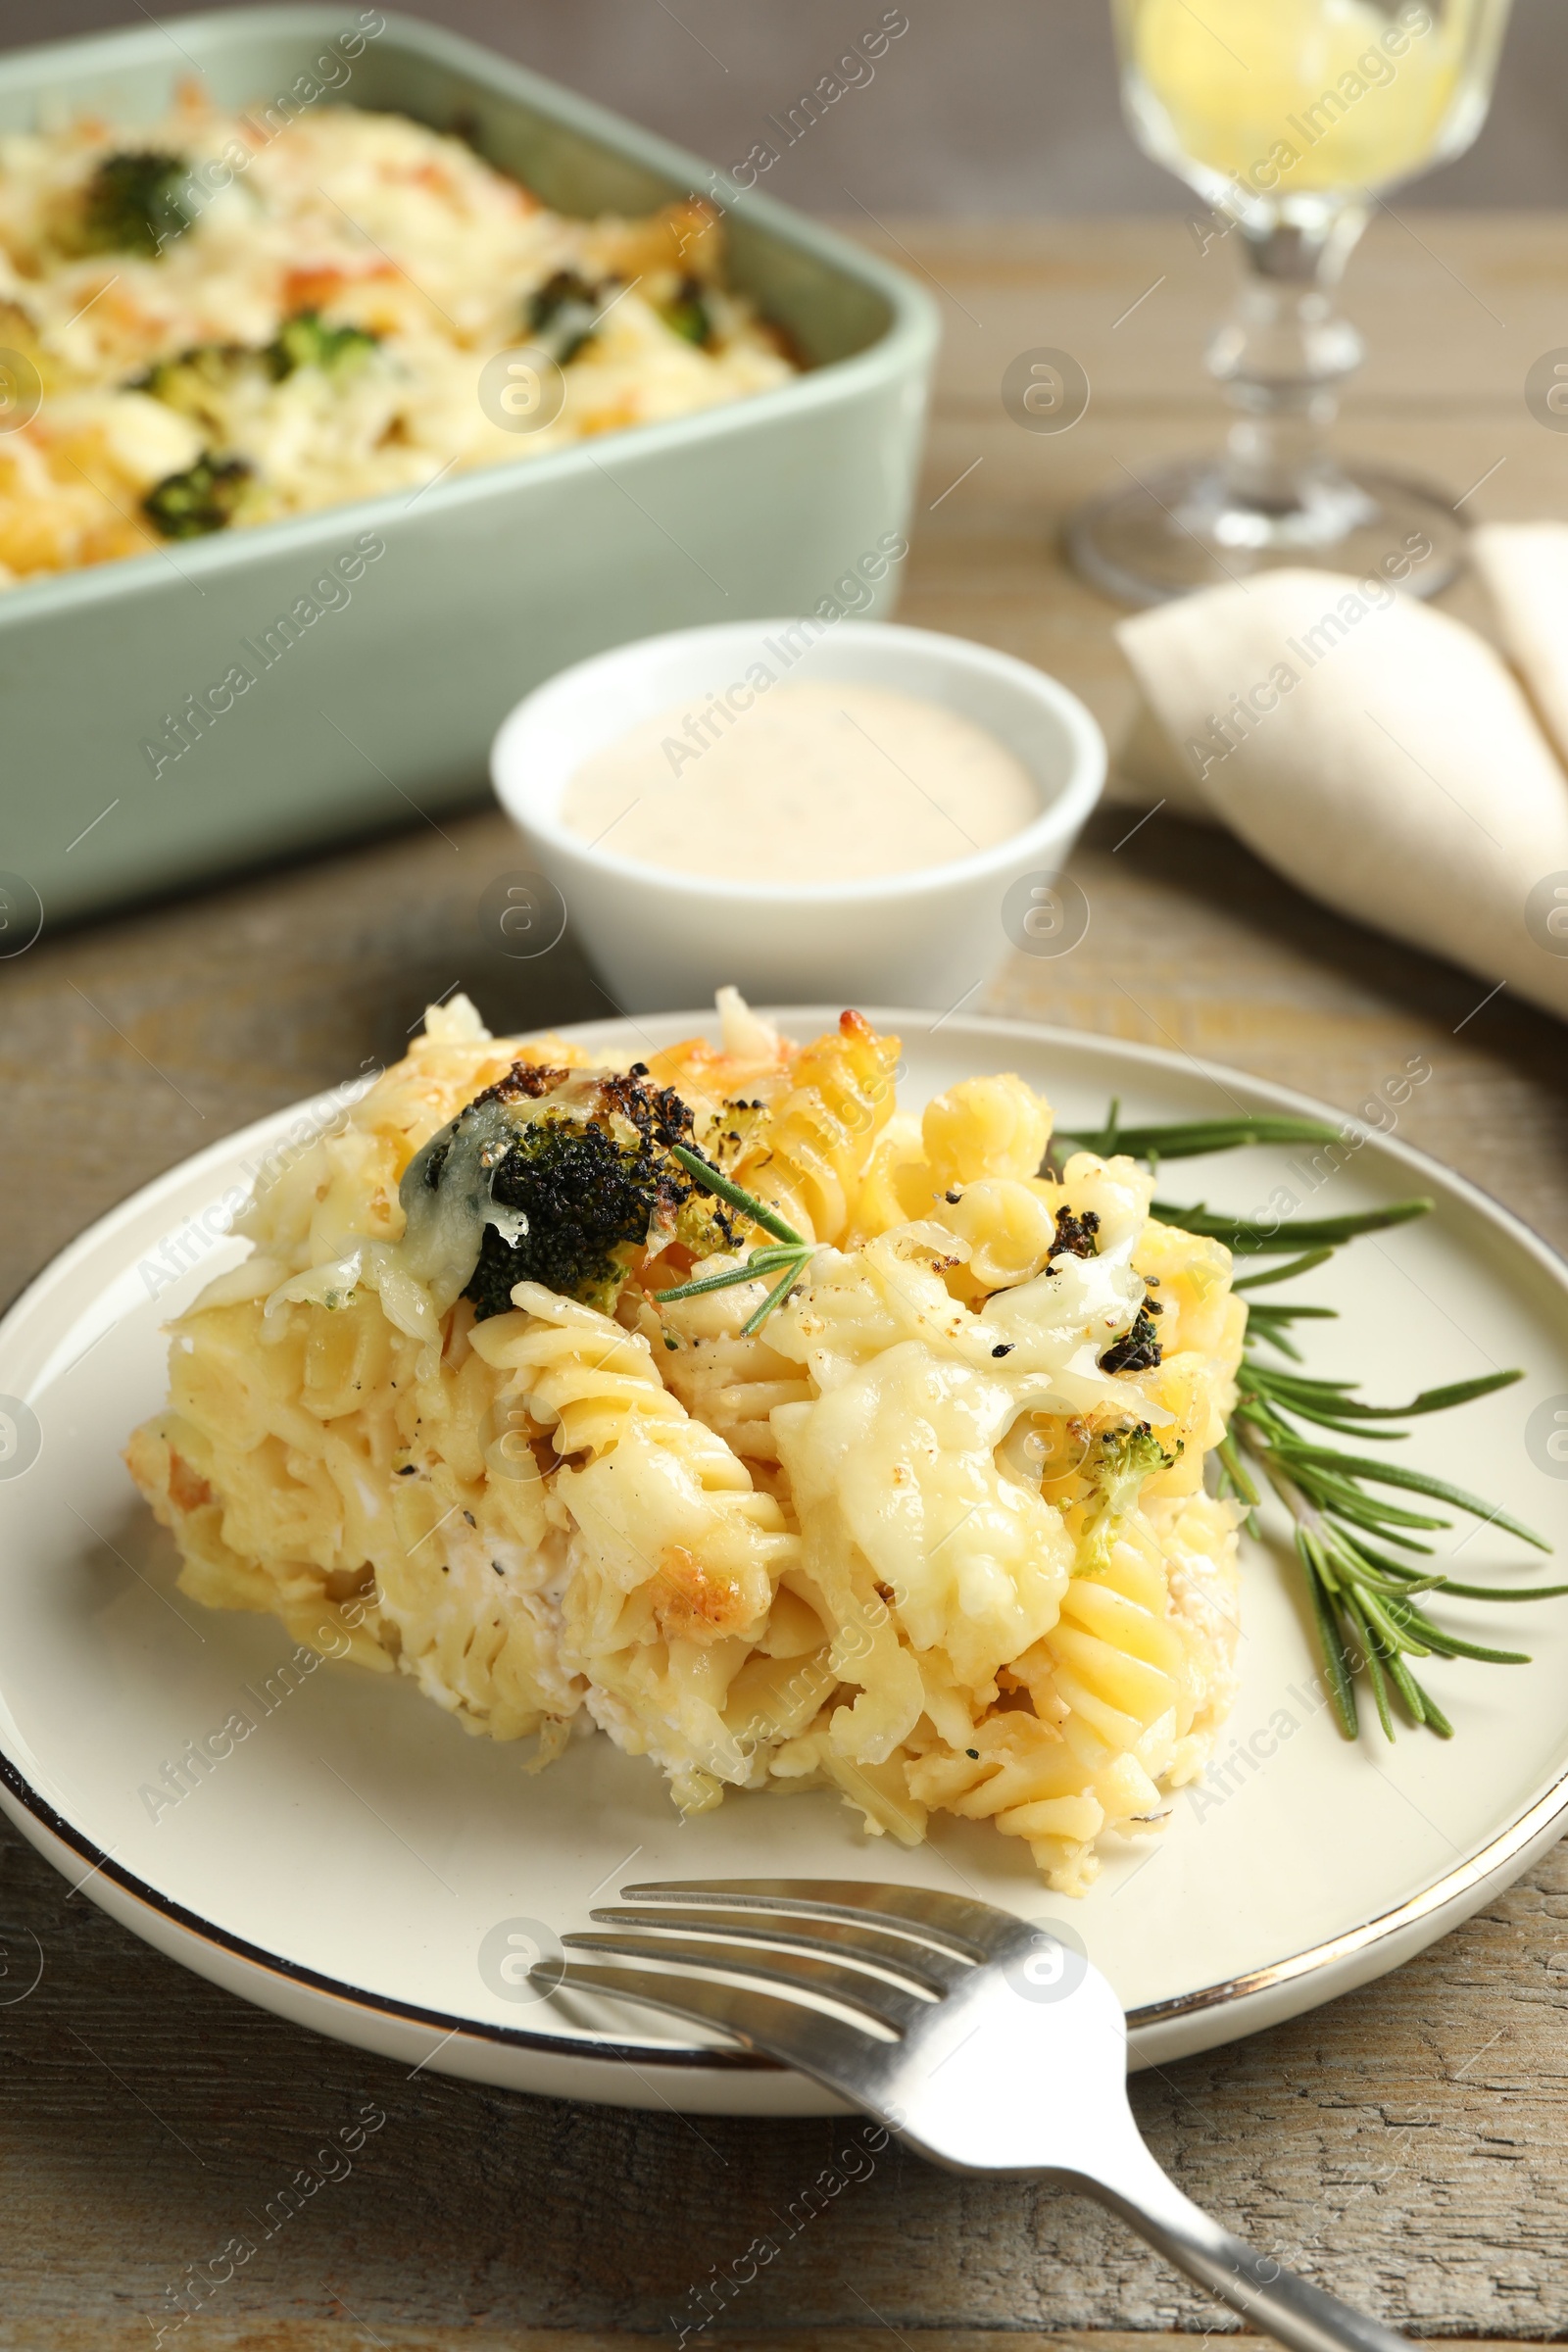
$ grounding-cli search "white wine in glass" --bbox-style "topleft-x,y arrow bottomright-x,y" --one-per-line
1070,0 -> 1513,604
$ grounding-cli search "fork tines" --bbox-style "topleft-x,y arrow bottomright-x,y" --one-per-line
542,1877 -> 1006,2082
618,1877 -> 1004,1958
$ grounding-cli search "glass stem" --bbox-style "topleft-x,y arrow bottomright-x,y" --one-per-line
1208,209 -> 1370,517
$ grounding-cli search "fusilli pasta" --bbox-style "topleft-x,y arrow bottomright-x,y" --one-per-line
126,992 -> 1246,1893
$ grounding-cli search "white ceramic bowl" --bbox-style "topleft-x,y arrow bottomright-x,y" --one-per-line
489,619 -> 1105,1011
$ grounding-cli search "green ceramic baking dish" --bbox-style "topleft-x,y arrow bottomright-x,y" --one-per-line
0,7 -> 939,926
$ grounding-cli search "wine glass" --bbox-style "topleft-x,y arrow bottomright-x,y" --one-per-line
1069,0 -> 1514,605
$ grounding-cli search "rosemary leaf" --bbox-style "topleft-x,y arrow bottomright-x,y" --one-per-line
1056,1113 -> 1342,1162
1271,1444 -> 1549,1549
654,1248 -> 803,1305
670,1144 -> 805,1248
1345,1593 -> 1396,1738
1233,1249 -> 1338,1292
1302,1544 -> 1359,1739
1379,1597 -> 1531,1665
1432,1577 -> 1568,1601
1355,1581 -> 1432,1661
1359,1369 -> 1525,1417
1409,1676 -> 1454,1739
1152,1197 -> 1434,1253
1382,1644 -> 1432,1730
1250,1336 -> 1316,1373
1251,1365 -> 1523,1422
741,1260 -> 809,1339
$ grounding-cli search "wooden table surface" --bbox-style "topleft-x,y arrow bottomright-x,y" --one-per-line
3,215 -> 1568,2351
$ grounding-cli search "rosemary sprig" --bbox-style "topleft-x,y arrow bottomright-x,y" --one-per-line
1227,1355 -> 1567,1739
1067,1103 -> 1561,1740
655,1146 -> 815,1338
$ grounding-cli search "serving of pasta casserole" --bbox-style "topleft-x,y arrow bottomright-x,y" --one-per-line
125,994 -> 1247,1896
0,86 -> 792,584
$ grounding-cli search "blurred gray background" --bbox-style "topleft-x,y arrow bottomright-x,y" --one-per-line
2,0 -> 1565,210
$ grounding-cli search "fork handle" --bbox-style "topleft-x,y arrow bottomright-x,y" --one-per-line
1082,2141 -> 1409,2352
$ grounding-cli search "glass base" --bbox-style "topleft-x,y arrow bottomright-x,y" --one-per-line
1067,458 -> 1466,608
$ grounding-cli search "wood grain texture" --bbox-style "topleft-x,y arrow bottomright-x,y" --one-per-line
0,216 -> 1566,2343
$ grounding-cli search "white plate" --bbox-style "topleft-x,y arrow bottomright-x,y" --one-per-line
3,1009 -> 1566,2116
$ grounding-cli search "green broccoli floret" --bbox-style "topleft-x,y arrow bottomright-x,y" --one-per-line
142,452 -> 253,539
661,275 -> 713,348
416,1064 -> 703,1321
266,312 -> 380,380
1080,1423 -> 1179,1574
77,151 -> 193,258
525,270 -> 605,364
135,317 -> 378,429
134,343 -> 262,431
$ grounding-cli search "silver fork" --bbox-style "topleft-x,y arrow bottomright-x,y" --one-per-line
545,1877 -> 1407,2352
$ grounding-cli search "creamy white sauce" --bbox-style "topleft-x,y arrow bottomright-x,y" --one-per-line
560,681 -> 1040,883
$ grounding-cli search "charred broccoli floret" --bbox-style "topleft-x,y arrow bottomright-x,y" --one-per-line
526,270 -> 606,364
266,311 -> 380,379
1101,1297 -> 1163,1375
142,452 -> 253,538
464,1119 -> 666,1317
77,151 -> 193,258
1048,1204 -> 1101,1262
420,1063 -> 703,1320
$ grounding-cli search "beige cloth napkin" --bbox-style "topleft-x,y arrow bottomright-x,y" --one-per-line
1472,523 -> 1568,773
1114,537 -> 1568,1023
